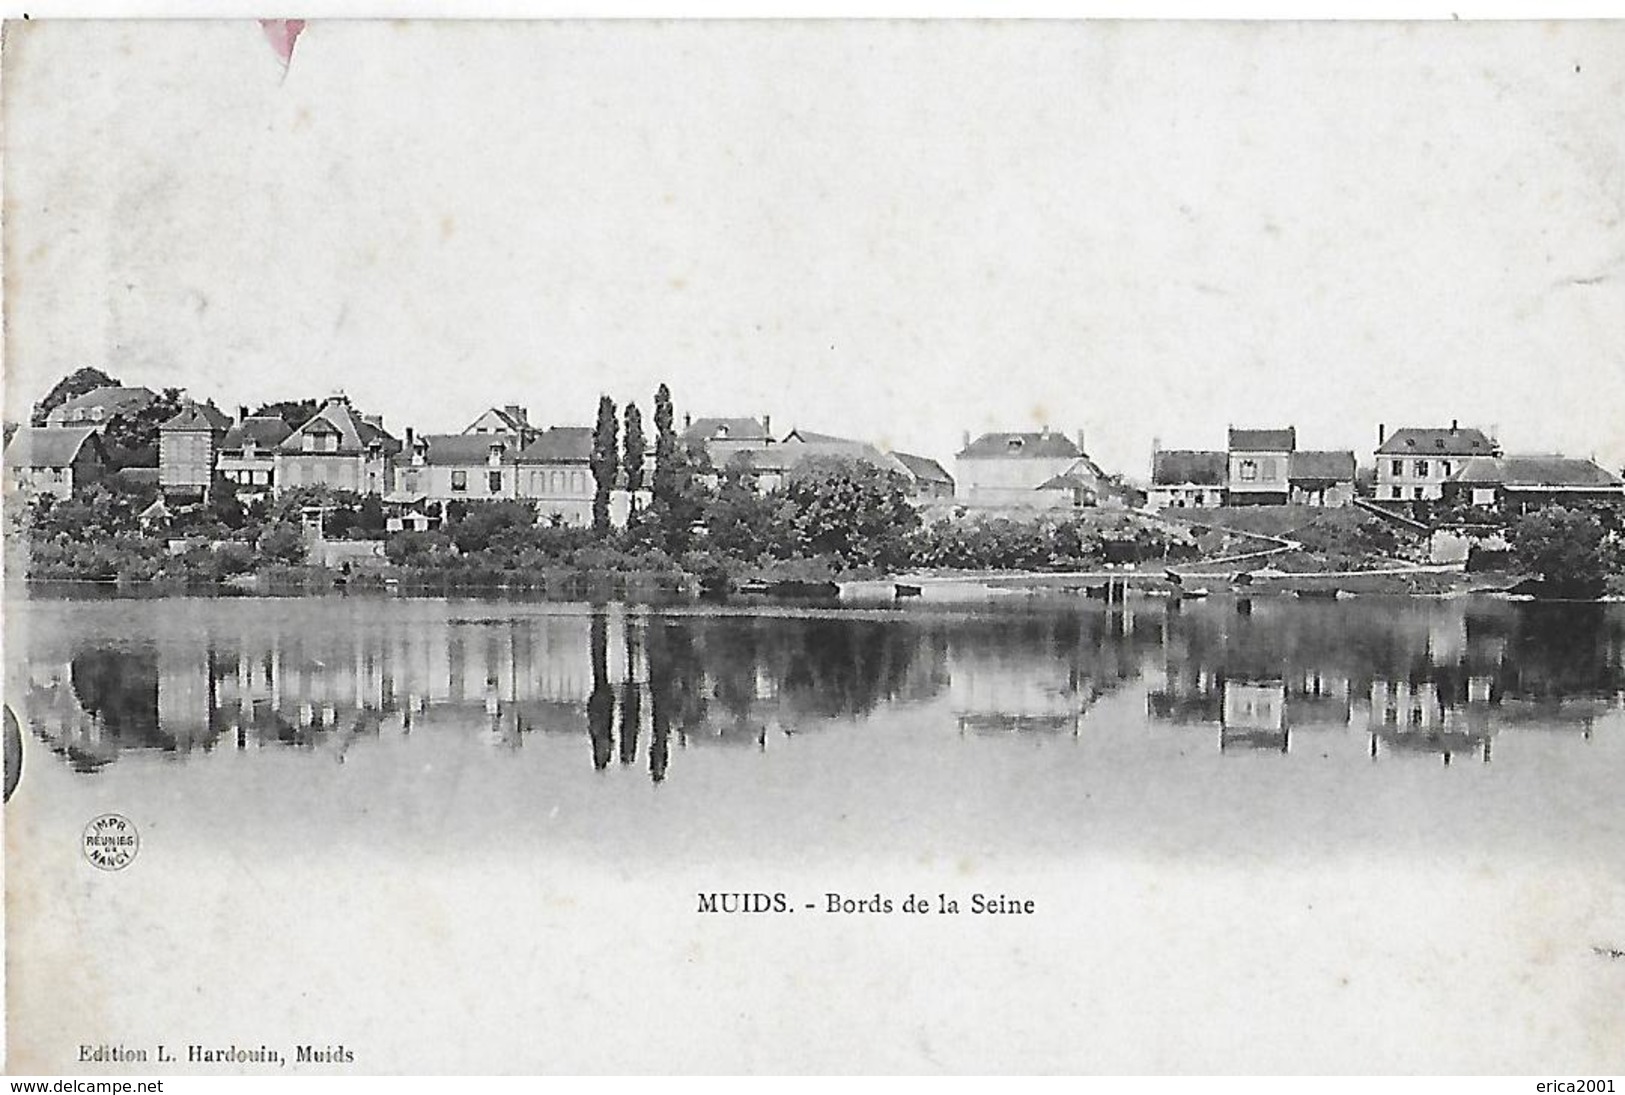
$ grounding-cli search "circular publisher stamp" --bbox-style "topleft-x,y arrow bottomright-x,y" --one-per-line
82,814 -> 139,871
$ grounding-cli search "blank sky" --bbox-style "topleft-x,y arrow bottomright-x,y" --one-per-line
4,19 -> 1622,476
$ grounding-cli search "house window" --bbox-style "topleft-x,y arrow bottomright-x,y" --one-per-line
1412,487 -> 1424,499
488,470 -> 503,493
1441,461 -> 1452,477
1239,460 -> 1258,481
403,470 -> 421,493
451,470 -> 468,492
570,470 -> 584,492
1414,461 -> 1429,477
550,470 -> 563,493
1390,460 -> 1403,477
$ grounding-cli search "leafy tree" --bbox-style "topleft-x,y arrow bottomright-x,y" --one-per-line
252,399 -> 322,431
357,494 -> 387,536
590,395 -> 619,532
1508,505 -> 1611,598
385,530 -> 457,567
208,474 -> 248,531
257,522 -> 308,564
779,456 -> 919,570
100,387 -> 184,469
705,454 -> 782,560
444,500 -> 536,555
623,403 -> 646,499
31,366 -> 121,426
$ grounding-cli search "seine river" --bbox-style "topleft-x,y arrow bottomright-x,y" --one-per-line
7,592 -> 1625,1073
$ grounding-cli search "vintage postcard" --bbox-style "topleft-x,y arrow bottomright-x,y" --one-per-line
3,17 -> 1624,1077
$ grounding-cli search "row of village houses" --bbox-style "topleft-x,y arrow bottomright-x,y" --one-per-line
4,383 -> 1623,525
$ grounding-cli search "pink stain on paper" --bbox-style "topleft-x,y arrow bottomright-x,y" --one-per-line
259,20 -> 306,73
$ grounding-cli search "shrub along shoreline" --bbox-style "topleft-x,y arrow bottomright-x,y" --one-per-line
9,468 -> 1625,600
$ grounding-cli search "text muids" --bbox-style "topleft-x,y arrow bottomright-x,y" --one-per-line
695,892 -> 1037,914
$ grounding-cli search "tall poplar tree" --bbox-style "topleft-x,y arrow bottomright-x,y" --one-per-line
590,395 -> 619,532
623,403 -> 646,507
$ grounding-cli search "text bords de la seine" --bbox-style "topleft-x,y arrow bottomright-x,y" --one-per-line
698,892 -> 1036,915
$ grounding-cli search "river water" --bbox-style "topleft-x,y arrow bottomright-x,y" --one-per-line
6,592 -> 1625,1073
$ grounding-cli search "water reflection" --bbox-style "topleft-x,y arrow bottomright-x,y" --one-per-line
1144,599 -> 1624,763
12,597 -> 1625,781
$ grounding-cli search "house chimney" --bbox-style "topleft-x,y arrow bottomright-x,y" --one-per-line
1076,429 -> 1086,454
1451,419 -> 1459,432
404,426 -> 414,449
762,414 -> 771,439
683,412 -> 692,430
238,405 -> 249,424
1152,435 -> 1161,455
1378,423 -> 1386,446
961,430 -> 971,450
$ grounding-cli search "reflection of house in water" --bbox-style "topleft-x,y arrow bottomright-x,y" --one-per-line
952,642 -> 1089,735
21,598 -> 1623,782
1366,678 -> 1494,764
948,611 -> 1152,735
1220,680 -> 1289,753
1147,665 -> 1349,753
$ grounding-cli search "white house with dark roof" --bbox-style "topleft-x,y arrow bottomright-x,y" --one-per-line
218,414 -> 294,496
1375,422 -> 1500,505
158,402 -> 233,498
682,415 -> 775,466
890,452 -> 955,501
3,426 -> 107,500
45,385 -> 156,428
953,429 -> 1090,507
392,432 -> 520,506
272,394 -> 400,496
1443,455 -> 1624,514
516,426 -> 596,526
1149,449 -> 1228,510
462,405 -> 537,447
1287,450 -> 1357,507
1226,427 -> 1296,505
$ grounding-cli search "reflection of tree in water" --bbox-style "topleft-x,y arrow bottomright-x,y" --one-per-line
70,647 -> 164,749
645,621 -> 708,783
587,612 -> 614,771
618,624 -> 640,766
770,619 -> 943,721
1501,603 -> 1624,699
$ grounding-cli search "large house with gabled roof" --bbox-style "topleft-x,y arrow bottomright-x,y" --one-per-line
271,394 -> 400,496
1149,449 -> 1228,510
1375,422 -> 1500,506
890,452 -> 954,501
1442,454 -> 1624,514
158,401 -> 233,498
218,413 -> 294,496
45,385 -> 156,428
462,405 -> 538,447
954,428 -> 1090,507
682,415 -> 775,467
516,426 -> 596,526
3,426 -> 108,500
1227,426 -> 1296,505
1148,428 -> 1355,510
391,432 -> 521,507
